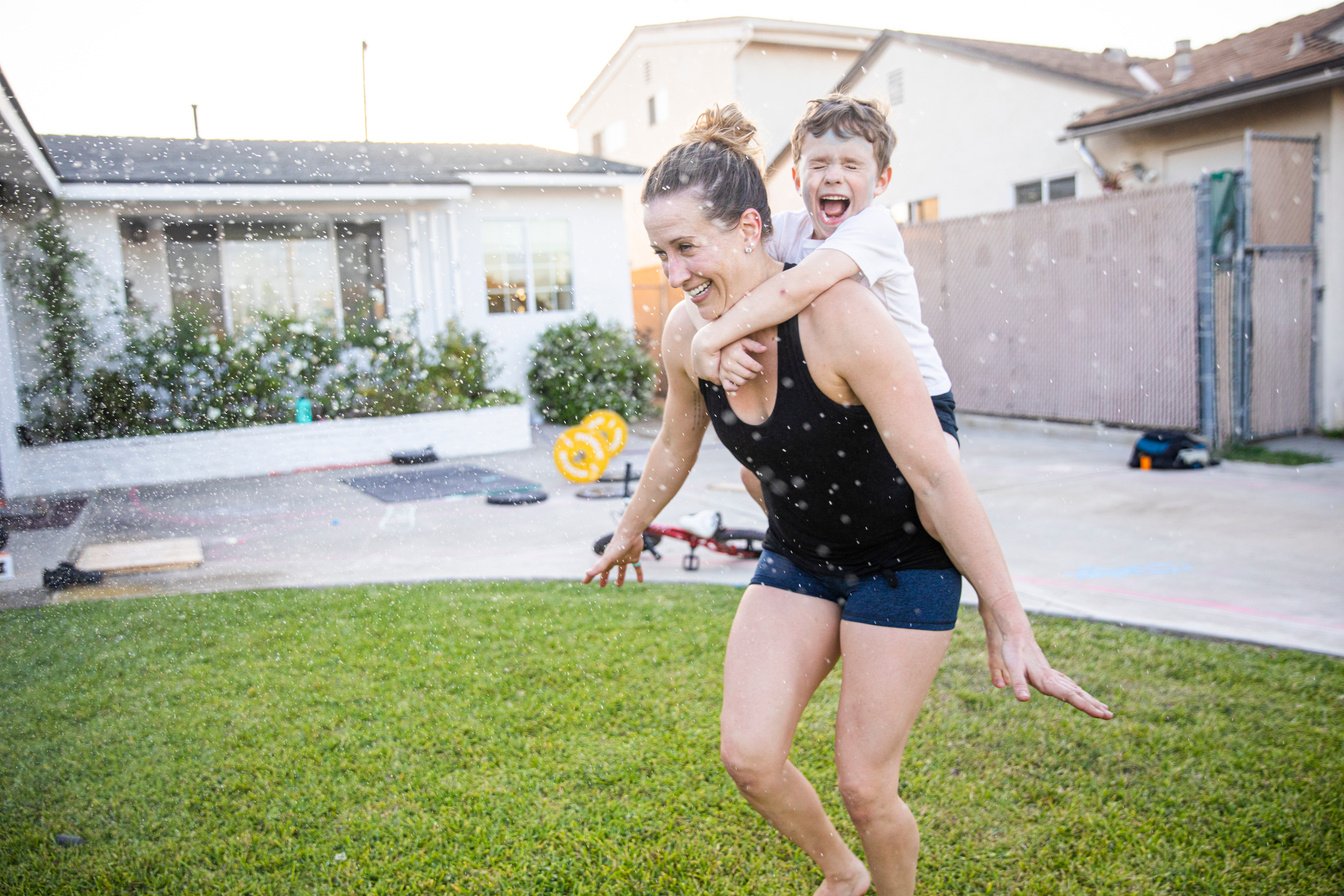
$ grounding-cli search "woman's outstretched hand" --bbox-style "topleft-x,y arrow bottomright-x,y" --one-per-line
985,622 -> 1114,719
583,534 -> 646,588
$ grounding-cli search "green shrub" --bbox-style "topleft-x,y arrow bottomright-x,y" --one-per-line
313,318 -> 427,419
527,314 -> 657,424
79,368 -> 156,439
9,206 -> 96,442
113,307 -> 304,433
18,308 -> 520,444
423,321 -> 521,411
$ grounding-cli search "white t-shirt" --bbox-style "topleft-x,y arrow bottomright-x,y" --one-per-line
767,206 -> 951,395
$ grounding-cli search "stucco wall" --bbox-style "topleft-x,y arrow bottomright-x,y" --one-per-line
0,214 -> 24,501
573,31 -> 866,273
765,40 -> 1130,220
8,404 -> 530,498
736,42 -> 867,161
575,36 -> 738,274
1323,87 -> 1343,428
451,186 -> 634,392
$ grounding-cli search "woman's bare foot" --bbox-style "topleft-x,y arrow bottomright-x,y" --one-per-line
814,861 -> 871,896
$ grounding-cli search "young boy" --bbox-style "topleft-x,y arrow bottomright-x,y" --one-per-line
690,94 -> 958,460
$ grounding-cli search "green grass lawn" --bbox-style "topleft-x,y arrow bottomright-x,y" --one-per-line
2,582 -> 1341,895
1219,443 -> 1329,466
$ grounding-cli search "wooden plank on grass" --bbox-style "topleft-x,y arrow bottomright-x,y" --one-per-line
77,537 -> 204,574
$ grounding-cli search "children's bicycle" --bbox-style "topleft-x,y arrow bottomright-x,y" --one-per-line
592,510 -> 766,572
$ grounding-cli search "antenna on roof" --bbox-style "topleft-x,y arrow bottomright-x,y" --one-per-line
191,104 -> 201,141
361,41 -> 370,143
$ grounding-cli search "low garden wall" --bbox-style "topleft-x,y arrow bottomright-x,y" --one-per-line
10,404 -> 531,498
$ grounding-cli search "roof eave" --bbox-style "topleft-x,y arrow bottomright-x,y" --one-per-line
766,30 -> 896,178
871,31 -> 1148,97
56,182 -> 475,203
1064,66 -> 1344,138
568,17 -> 879,125
0,68 -> 61,194
459,172 -> 643,188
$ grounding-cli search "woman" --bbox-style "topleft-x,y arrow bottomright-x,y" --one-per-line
584,105 -> 1111,896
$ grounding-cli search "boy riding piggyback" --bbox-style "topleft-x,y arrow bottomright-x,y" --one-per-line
691,93 -> 958,461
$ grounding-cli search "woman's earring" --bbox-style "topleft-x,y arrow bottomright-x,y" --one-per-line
745,243 -> 754,254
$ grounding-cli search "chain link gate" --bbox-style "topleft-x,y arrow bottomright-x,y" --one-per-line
1216,132 -> 1320,442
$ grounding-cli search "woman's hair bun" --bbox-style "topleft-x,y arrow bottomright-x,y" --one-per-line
684,104 -> 761,163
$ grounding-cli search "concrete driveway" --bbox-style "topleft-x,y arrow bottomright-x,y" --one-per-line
2,415 -> 1341,657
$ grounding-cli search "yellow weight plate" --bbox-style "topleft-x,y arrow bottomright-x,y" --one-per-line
552,426 -> 610,483
581,409 -> 628,456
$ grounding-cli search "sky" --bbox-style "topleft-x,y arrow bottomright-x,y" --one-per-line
0,0 -> 1334,153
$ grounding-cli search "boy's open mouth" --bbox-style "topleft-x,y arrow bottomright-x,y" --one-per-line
819,194 -> 850,223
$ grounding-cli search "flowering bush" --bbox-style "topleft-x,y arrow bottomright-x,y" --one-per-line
527,314 -> 657,425
18,310 -> 520,445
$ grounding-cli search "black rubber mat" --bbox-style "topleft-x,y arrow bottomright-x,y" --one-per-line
0,496 -> 88,531
343,465 -> 542,503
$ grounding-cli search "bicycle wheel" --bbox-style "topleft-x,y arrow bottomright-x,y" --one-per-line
592,532 -> 663,556
715,528 -> 766,558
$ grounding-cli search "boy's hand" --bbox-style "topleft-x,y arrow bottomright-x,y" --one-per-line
691,344 -> 721,383
719,338 -> 767,393
690,327 -> 723,383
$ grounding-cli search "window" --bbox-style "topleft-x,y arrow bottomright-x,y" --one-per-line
1015,174 -> 1076,206
1014,180 -> 1044,206
600,121 -> 626,155
887,69 -> 904,107
1047,175 -> 1076,201
908,196 -> 939,223
220,220 -> 338,331
647,90 -> 667,126
164,221 -> 224,329
484,220 -> 574,315
130,216 -> 386,334
335,222 -> 387,336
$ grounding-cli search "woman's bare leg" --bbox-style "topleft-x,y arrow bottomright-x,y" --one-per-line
833,624 -> 952,896
721,585 -> 870,896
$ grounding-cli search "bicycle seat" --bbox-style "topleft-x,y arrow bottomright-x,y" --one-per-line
678,510 -> 722,539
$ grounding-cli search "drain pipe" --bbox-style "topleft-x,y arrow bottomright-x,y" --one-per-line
1073,137 -> 1119,192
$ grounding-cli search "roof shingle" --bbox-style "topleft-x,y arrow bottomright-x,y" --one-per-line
867,31 -> 1155,95
1068,3 -> 1344,130
42,135 -> 643,185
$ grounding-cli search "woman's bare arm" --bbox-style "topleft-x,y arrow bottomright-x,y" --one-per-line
584,306 -> 710,586
804,283 -> 1113,719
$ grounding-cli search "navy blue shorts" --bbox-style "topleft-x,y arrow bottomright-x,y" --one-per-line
749,550 -> 962,631
931,390 -> 959,443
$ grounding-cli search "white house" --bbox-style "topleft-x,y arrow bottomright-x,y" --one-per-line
577,8 -> 1343,431
0,65 -> 643,499
567,17 -> 879,341
762,31 -> 1150,219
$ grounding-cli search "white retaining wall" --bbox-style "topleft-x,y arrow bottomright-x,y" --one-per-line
8,405 -> 531,498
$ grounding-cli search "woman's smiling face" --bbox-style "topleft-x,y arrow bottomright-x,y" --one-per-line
644,190 -> 750,322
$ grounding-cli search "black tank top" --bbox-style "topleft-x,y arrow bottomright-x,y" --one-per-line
698,313 -> 952,577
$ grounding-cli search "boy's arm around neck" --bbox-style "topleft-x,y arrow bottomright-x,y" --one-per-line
693,248 -> 858,354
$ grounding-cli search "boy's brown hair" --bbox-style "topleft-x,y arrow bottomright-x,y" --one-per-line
790,94 -> 896,169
